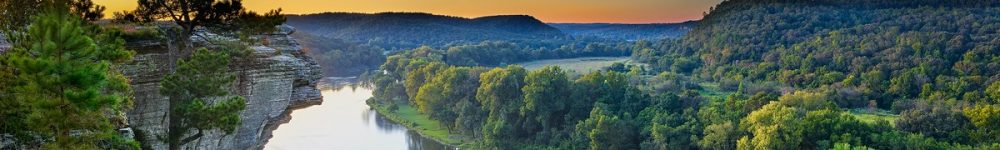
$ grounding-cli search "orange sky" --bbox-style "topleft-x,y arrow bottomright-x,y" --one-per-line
95,0 -> 723,23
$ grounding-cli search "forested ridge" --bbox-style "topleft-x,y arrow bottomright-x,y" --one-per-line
285,12 -> 566,50
288,12 -> 659,77
367,0 -> 1000,149
637,0 -> 1000,104
293,32 -> 386,76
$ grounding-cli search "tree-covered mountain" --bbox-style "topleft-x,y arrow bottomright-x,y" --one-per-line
292,32 -> 385,76
637,0 -> 1000,107
549,21 -> 696,41
285,12 -> 567,50
365,0 -> 1000,149
627,0 -> 1000,148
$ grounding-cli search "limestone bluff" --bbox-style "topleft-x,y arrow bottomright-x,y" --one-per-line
120,25 -> 323,150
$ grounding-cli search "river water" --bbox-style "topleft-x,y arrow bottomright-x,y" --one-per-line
263,78 -> 453,150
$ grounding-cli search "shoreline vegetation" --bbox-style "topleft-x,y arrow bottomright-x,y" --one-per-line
360,56 -> 644,149
366,98 -> 470,148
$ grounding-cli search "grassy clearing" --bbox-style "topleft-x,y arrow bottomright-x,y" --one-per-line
846,109 -> 899,126
517,57 -> 632,74
367,100 -> 467,146
393,105 -> 454,142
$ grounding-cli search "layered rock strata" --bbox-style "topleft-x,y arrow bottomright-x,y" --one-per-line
121,25 -> 322,150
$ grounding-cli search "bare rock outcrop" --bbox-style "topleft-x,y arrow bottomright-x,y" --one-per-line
121,25 -> 322,150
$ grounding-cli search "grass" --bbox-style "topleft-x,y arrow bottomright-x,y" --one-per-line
846,109 -> 900,126
517,57 -> 632,74
393,105 -> 454,142
366,99 -> 468,147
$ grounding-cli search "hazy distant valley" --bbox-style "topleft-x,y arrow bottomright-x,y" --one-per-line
286,12 -> 691,76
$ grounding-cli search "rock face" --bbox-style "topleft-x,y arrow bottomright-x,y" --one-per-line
121,25 -> 322,150
0,35 -> 9,53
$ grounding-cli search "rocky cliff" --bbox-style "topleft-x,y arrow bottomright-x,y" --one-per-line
121,25 -> 322,150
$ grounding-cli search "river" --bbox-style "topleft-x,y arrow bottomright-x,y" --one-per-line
263,78 -> 453,150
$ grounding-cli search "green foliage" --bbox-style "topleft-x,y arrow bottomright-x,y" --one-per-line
575,106 -> 637,150
744,92 -> 778,113
363,1 -> 1000,149
405,61 -> 445,102
414,67 -> 485,132
637,0 -> 1000,109
126,0 -> 238,35
477,66 -> 528,148
113,27 -> 163,41
0,55 -> 22,137
1,0 -> 105,37
778,91 -> 835,110
866,130 -> 967,150
294,32 -> 385,76
738,102 -> 804,150
285,12 -> 566,51
831,143 -> 874,150
444,41 -> 635,66
895,101 -> 972,143
231,9 -> 286,35
119,0 -> 284,54
641,112 -> 701,150
160,48 -> 246,150
798,109 -> 877,148
988,82 -> 1000,103
739,102 -> 890,149
576,71 -> 651,116
963,104 -> 1000,144
699,121 -> 738,150
645,72 -> 702,94
520,66 -> 571,133
2,9 -> 135,148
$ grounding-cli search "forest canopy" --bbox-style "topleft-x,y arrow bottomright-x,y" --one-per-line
365,0 -> 1000,149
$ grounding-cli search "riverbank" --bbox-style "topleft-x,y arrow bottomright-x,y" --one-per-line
365,99 -> 472,148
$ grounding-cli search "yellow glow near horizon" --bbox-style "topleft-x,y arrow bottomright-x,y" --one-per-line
94,0 -> 722,23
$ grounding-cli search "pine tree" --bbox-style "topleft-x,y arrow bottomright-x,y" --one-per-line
1,0 -> 107,41
3,7 -> 135,148
160,48 -> 246,150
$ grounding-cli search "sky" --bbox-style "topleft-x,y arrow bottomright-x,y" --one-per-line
94,0 -> 724,23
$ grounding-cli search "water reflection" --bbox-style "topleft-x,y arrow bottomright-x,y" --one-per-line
362,106 -> 408,133
264,78 -> 454,150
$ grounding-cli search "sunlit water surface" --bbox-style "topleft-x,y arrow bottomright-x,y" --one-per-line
264,79 -> 453,150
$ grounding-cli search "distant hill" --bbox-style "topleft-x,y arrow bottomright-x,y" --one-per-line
291,31 -> 385,76
285,12 -> 567,50
549,21 -> 697,40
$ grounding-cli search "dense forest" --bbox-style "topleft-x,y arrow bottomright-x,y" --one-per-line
366,0 -> 1000,149
297,36 -> 642,76
287,12 -> 667,76
440,40 -> 640,67
3,0 -> 1000,149
292,32 -> 386,76
285,12 -> 566,50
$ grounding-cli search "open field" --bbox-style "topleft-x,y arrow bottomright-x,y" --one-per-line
517,57 -> 633,74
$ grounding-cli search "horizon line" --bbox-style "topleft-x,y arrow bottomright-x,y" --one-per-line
283,11 -> 701,24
